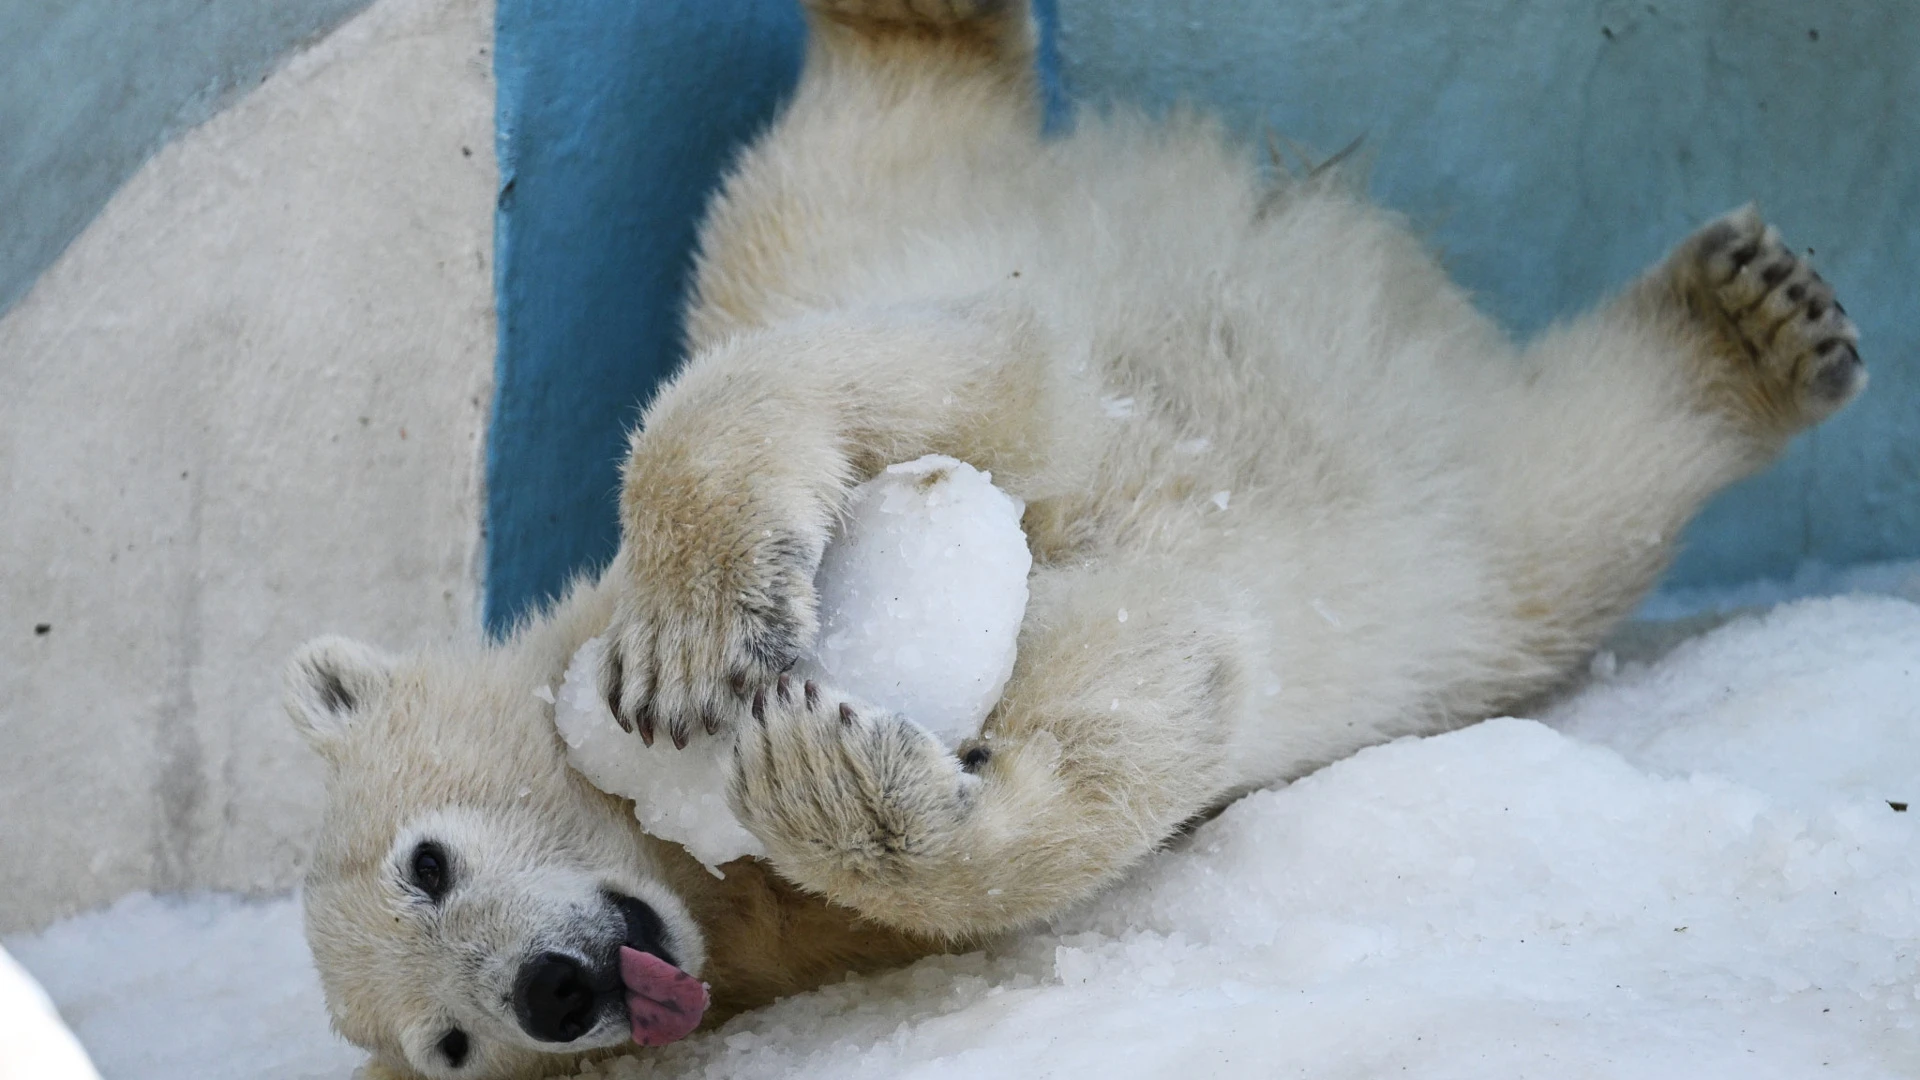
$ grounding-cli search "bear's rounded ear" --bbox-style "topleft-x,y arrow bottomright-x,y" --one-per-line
284,636 -> 395,755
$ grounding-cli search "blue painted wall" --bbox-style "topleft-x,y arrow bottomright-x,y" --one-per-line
487,0 -> 806,632
0,0 -> 374,318
488,0 -> 1917,629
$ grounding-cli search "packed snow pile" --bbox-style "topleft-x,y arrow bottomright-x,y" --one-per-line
4,893 -> 361,1080
8,592 -> 1916,1080
0,943 -> 101,1080
550,456 -> 1031,871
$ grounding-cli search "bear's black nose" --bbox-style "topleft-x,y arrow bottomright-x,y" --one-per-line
513,952 -> 599,1043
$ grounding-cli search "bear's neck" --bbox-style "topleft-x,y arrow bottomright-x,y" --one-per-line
659,852 -> 946,1022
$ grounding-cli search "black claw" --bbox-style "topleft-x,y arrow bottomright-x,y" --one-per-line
752,689 -> 767,723
804,680 -> 820,710
613,708 -> 634,735
637,710 -> 656,748
728,671 -> 750,698
605,653 -> 625,719
776,672 -> 793,704
838,702 -> 856,725
1694,220 -> 1739,256
1760,259 -> 1794,287
670,724 -> 689,751
1809,343 -> 1863,400
704,710 -> 722,736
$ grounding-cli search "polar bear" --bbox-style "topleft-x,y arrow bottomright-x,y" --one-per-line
284,1 -> 1865,1076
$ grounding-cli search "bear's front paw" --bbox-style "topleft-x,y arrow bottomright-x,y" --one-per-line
599,531 -> 819,749
728,676 -> 977,878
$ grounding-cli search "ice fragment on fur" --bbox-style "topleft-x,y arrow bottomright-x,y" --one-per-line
554,636 -> 766,870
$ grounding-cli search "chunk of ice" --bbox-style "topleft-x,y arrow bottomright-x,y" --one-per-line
553,637 -> 766,871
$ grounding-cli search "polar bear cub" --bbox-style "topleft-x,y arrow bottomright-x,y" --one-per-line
285,1 -> 1865,1076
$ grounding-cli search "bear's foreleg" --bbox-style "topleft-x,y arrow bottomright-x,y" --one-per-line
1469,207 -> 1865,708
728,559 -> 1243,940
599,305 -> 1051,748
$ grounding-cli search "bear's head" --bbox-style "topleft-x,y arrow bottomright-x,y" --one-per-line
284,635 -> 709,1080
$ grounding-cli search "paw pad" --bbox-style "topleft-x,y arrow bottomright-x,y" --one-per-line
1676,206 -> 1866,429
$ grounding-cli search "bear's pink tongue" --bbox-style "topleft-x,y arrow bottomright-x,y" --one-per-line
618,946 -> 708,1047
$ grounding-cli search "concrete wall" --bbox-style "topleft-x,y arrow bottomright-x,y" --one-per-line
0,0 -> 497,933
0,0 -> 376,319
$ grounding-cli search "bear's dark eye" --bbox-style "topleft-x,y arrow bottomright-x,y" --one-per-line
410,841 -> 451,901
438,1028 -> 469,1068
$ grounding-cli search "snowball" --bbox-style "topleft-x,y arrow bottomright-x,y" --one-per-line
795,456 -> 1030,747
552,456 -> 1031,871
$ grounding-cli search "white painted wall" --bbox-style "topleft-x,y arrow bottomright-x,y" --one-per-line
0,0 -> 496,934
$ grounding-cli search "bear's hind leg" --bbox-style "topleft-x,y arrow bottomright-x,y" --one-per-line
1469,207 -> 1865,707
807,0 -> 1037,75
685,0 -> 1043,344
1647,205 -> 1864,438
